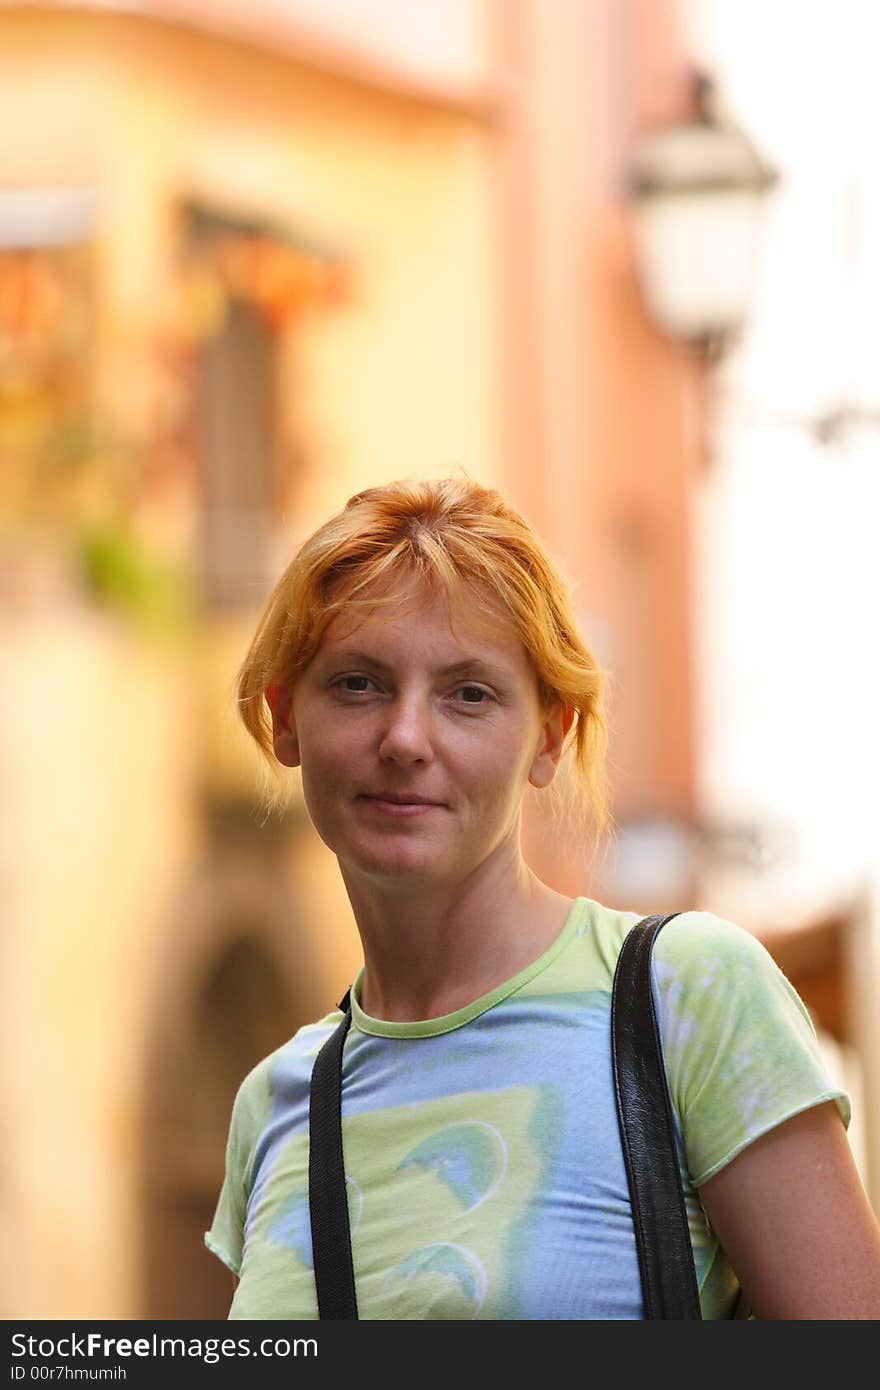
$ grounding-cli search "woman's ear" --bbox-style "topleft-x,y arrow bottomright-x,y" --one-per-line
528,702 -> 574,790
266,681 -> 301,768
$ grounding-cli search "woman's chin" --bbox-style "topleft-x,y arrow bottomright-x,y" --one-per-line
338,841 -> 453,885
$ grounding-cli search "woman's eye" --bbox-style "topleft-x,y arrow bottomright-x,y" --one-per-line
337,675 -> 375,693
333,677 -> 490,705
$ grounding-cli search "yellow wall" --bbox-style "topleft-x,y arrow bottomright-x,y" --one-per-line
3,613 -> 198,1316
0,11 -> 499,519
0,11 -> 497,1317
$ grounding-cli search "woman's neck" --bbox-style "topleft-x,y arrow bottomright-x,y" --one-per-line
343,860 -> 575,1022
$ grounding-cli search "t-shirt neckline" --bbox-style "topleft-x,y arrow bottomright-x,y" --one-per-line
349,896 -> 591,1039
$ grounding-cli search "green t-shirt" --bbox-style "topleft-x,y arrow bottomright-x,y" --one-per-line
206,897 -> 850,1319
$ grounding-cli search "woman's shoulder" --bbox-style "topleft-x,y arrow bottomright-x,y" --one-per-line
577,897 -> 804,1022
228,1003 -> 347,1130
582,897 -> 786,979
651,907 -> 803,1011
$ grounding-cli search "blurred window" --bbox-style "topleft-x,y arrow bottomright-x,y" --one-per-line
196,292 -> 275,611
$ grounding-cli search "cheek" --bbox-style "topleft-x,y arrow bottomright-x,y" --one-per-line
296,710 -> 351,761
297,718 -> 367,803
464,746 -> 530,800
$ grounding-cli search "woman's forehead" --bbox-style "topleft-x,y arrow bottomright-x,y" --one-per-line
318,578 -> 520,656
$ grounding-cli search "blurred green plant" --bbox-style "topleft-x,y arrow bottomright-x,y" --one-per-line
1,242 -> 201,644
75,516 -> 199,642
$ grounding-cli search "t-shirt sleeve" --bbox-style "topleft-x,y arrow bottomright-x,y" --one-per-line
204,1058 -> 274,1276
652,911 -> 851,1187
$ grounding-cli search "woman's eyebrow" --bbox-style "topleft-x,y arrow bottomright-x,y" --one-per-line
322,648 -> 506,679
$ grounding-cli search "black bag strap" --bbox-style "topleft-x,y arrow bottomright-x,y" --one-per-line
309,916 -> 704,1320
308,988 -> 358,1318
611,912 -> 702,1319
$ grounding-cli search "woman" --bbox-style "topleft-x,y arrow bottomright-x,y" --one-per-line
206,476 -> 880,1319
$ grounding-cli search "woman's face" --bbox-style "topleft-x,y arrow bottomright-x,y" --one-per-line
268,575 -> 570,890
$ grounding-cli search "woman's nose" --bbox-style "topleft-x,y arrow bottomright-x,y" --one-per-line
377,696 -> 435,764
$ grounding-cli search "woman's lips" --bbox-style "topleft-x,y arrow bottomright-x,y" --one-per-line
358,796 -> 441,817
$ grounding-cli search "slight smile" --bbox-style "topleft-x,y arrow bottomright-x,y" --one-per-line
358,796 -> 443,817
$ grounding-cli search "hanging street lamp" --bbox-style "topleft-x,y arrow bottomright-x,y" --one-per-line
628,73 -> 778,354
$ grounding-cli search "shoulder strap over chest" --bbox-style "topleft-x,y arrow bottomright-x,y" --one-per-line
308,995 -> 358,1319
612,912 -> 702,1319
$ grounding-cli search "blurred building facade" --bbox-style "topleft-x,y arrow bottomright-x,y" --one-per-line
0,0 -> 869,1319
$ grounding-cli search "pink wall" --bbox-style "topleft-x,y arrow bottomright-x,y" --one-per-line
489,0 -> 705,902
